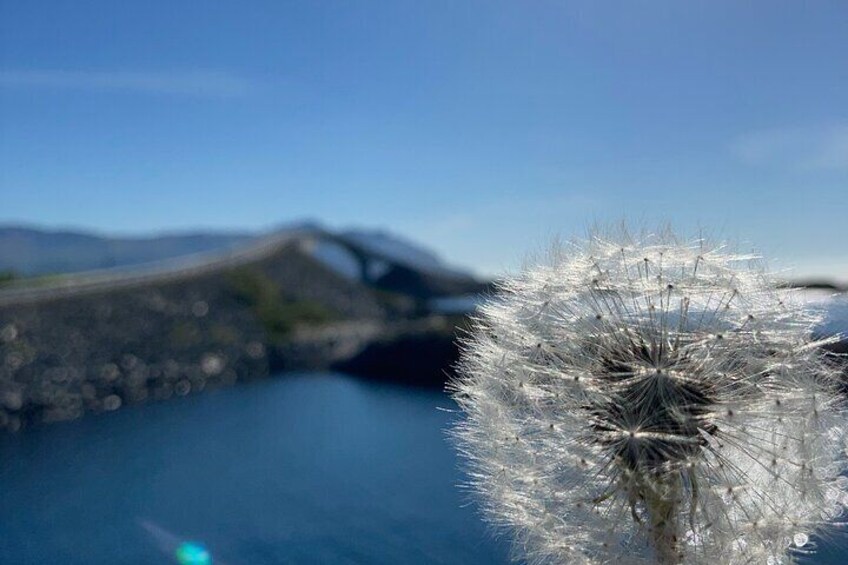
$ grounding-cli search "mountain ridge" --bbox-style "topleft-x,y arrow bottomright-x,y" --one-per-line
0,223 -> 471,281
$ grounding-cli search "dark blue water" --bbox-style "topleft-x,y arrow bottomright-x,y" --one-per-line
1,372 -> 845,564
0,373 -> 510,564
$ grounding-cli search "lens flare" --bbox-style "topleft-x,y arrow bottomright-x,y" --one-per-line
175,541 -> 212,565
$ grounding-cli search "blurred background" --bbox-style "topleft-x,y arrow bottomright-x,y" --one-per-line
0,1 -> 846,563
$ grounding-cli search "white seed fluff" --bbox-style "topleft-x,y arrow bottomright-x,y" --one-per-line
450,228 -> 848,565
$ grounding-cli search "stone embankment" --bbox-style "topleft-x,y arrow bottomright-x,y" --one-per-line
0,236 -> 470,432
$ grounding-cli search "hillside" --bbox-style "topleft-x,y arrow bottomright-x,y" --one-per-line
0,227 -> 485,431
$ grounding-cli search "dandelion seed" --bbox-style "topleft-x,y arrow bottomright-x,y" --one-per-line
450,226 -> 848,564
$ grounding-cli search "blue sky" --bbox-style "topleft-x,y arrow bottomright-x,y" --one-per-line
1,1 -> 846,279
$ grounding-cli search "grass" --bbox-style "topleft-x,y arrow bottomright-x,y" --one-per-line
0,270 -> 18,288
227,267 -> 335,342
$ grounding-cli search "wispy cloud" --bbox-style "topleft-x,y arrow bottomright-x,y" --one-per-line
0,69 -> 255,97
730,124 -> 848,171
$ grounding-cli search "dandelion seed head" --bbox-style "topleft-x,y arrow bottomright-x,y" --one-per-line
450,227 -> 848,564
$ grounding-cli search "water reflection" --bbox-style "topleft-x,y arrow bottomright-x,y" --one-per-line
0,373 -> 509,564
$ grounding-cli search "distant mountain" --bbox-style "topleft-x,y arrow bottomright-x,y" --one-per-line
0,225 -> 256,275
0,224 -> 475,283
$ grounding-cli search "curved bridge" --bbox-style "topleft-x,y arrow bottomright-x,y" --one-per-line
0,227 -> 482,307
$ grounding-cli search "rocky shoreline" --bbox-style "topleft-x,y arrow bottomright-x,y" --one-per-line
0,312 -> 464,432
0,239 -> 470,432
